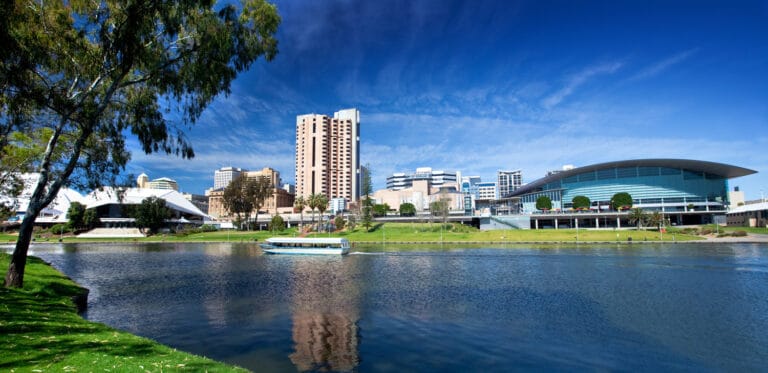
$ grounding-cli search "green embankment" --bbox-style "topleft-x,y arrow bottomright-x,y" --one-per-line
2,222 -> 712,244
0,253 -> 244,372
316,223 -> 703,243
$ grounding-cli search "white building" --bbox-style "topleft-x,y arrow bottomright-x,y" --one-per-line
386,167 -> 460,190
85,187 -> 209,226
330,198 -> 346,214
497,170 -> 523,198
477,182 -> 498,200
137,173 -> 179,191
2,173 -> 85,224
373,180 -> 464,213
214,166 -> 245,190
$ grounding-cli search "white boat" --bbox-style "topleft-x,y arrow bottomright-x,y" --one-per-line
260,237 -> 351,255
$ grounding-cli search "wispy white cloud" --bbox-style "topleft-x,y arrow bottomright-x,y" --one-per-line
630,48 -> 699,81
358,107 -> 768,194
541,61 -> 623,109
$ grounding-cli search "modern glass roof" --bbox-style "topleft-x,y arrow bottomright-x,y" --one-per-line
509,159 -> 756,197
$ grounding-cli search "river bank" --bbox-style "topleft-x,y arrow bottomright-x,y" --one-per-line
4,223 -> 768,246
10,242 -> 767,371
0,253 -> 244,372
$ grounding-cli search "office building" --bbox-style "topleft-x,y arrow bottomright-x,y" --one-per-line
246,167 -> 281,187
477,182 -> 498,200
214,167 -> 245,190
497,170 -> 523,198
136,173 -> 179,191
386,167 -> 459,190
295,108 -> 361,202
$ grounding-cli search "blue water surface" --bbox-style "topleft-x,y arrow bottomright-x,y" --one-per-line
8,242 -> 768,372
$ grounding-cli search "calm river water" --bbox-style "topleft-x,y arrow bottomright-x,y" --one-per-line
7,242 -> 768,371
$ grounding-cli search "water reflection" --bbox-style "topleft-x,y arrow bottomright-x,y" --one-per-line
4,242 -> 768,371
286,257 -> 362,372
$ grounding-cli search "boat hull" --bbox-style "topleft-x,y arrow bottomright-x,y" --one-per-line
261,247 -> 348,255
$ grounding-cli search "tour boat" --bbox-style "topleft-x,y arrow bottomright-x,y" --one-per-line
260,237 -> 351,255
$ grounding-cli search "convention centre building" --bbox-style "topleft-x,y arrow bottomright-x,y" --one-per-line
506,159 -> 756,228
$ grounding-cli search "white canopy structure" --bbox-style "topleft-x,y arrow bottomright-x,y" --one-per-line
1,173 -> 85,224
84,187 -> 209,222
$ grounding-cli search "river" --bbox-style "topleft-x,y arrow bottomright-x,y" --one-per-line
7,242 -> 768,371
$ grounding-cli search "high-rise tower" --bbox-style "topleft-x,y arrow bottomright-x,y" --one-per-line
295,108 -> 360,202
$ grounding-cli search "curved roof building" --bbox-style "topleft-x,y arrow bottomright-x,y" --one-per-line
509,159 -> 756,214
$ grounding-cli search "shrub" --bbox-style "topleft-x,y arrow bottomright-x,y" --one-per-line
536,196 -> 552,211
399,203 -> 416,217
732,230 -> 748,237
610,192 -> 633,211
572,195 -> 590,211
49,224 -> 70,235
334,215 -> 346,230
269,215 -> 286,231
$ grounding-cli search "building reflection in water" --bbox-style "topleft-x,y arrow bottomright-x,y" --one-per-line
287,256 -> 363,372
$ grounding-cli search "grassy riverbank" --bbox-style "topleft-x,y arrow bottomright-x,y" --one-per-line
1,222 -> 714,244
330,223 -> 705,243
0,253 -> 244,372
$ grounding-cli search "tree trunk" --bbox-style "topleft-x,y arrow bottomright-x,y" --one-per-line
4,210 -> 37,288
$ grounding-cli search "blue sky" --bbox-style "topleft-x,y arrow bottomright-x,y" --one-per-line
128,0 -> 768,199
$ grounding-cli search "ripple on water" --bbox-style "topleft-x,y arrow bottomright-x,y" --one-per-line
24,242 -> 768,372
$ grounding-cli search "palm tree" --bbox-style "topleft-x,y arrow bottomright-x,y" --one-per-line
315,194 -> 329,228
294,196 -> 306,228
628,207 -> 647,229
307,193 -> 320,223
647,211 -> 664,230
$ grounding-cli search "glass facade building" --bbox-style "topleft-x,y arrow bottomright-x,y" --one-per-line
510,159 -> 756,214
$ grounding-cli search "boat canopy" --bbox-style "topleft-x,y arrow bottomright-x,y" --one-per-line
265,237 -> 349,245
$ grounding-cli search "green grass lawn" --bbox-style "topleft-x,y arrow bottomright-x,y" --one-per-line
9,222 -> 707,245
314,222 -> 702,243
0,253 -> 244,372
701,225 -> 768,235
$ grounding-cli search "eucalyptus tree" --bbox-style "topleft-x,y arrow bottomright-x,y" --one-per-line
223,174 -> 271,231
223,174 -> 250,230
134,197 -> 170,235
250,176 -> 273,230
66,202 -> 86,230
83,208 -> 100,230
3,0 -> 280,287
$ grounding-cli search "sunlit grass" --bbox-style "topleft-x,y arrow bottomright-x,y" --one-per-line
313,222 -> 701,243
0,253 -> 245,372
699,224 -> 768,235
7,222 -> 708,245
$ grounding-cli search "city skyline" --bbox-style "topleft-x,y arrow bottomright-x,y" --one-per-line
125,0 -> 768,199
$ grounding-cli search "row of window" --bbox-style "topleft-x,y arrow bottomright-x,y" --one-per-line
557,167 -> 724,185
